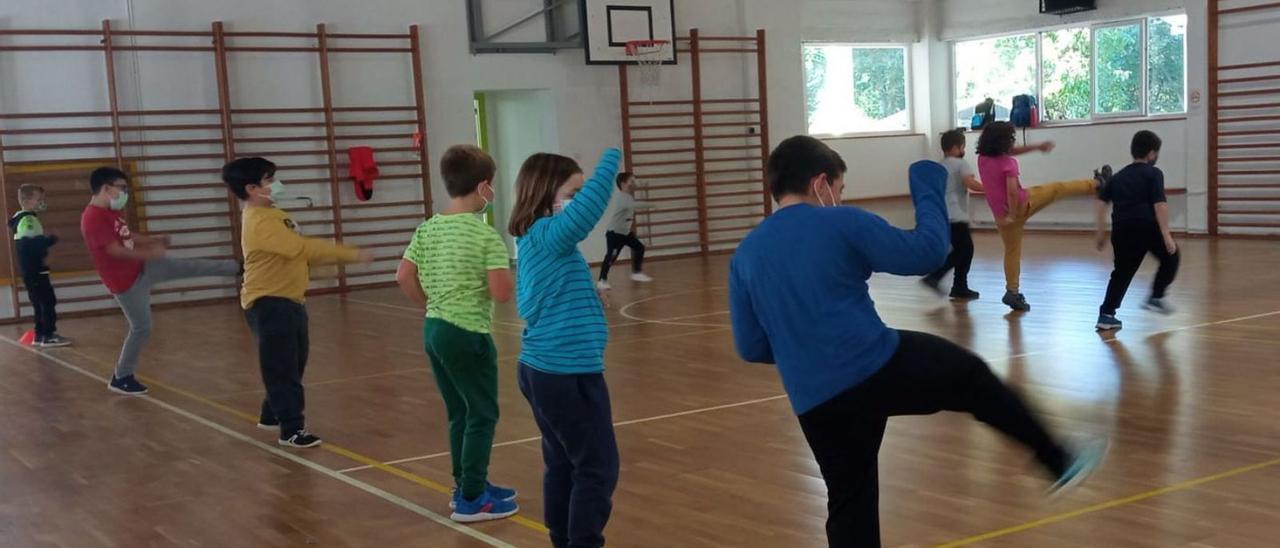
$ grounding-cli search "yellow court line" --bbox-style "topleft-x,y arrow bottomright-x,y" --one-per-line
936,455 -> 1280,547
56,348 -> 550,535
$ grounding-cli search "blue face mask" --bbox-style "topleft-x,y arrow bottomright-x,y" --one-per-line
109,190 -> 130,211
266,180 -> 287,202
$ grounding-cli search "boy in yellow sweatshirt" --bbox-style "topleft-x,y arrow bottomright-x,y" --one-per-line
222,157 -> 373,448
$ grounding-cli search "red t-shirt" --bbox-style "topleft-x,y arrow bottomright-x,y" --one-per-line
81,205 -> 144,294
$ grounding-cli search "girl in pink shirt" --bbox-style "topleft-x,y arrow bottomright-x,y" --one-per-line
976,122 -> 1110,311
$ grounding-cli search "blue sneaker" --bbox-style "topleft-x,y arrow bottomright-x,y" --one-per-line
1095,314 -> 1122,331
450,482 -> 517,509
1050,439 -> 1108,497
450,490 -> 519,523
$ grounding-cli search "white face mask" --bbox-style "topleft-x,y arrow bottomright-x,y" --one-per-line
268,179 -> 288,202
554,198 -> 572,214
478,184 -> 494,214
815,181 -> 839,208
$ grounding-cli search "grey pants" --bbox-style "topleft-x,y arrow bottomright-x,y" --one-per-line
112,257 -> 240,379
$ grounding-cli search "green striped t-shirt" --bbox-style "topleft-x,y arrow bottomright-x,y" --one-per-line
403,213 -> 510,334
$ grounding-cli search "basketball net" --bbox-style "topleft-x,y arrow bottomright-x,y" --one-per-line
625,40 -> 669,101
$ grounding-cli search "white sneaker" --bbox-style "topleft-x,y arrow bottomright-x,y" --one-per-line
631,272 -> 654,283
596,280 -> 611,290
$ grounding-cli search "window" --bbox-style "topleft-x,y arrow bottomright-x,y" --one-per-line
1094,23 -> 1141,115
1147,15 -> 1187,115
953,34 -> 1037,127
803,44 -> 910,135
952,13 -> 1186,126
1041,27 -> 1091,121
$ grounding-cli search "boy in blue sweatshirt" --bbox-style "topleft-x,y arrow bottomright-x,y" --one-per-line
508,148 -> 621,548
728,136 -> 1104,547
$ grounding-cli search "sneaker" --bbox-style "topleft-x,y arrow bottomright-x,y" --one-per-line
449,482 -> 519,510
450,490 -> 519,523
630,272 -> 654,283
1095,314 -> 1123,331
949,287 -> 980,300
278,430 -> 322,448
1049,438 -> 1108,497
596,280 -> 611,291
37,334 -> 72,348
920,277 -> 945,297
108,375 -> 149,395
1002,291 -> 1031,312
1143,298 -> 1174,315
1094,164 -> 1113,196
257,416 -> 280,431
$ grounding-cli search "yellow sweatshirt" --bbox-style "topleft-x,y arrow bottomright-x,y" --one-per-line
240,206 -> 360,309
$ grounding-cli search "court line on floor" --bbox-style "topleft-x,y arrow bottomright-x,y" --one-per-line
616,286 -> 730,327
337,393 -> 791,473
0,336 -> 518,548
935,455 -> 1280,547
44,346 -> 551,536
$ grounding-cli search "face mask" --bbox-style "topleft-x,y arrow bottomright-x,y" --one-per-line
109,190 -> 129,211
815,181 -> 839,208
1149,156 -> 1158,167
554,199 -> 572,214
267,180 -> 287,202
33,202 -> 48,213
478,184 -> 494,214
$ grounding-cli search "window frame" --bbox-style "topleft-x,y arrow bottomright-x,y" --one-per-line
801,42 -> 915,138
950,10 -> 1187,129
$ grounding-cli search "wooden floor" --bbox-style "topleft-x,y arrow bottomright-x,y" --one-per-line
3,231 -> 1280,547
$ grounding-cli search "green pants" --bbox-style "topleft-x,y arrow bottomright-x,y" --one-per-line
424,318 -> 499,500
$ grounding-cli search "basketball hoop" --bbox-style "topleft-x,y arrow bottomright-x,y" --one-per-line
625,39 -> 669,87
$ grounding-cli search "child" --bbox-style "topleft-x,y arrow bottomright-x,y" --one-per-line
81,167 -> 241,395
729,136 -> 1104,547
921,129 -> 985,300
1094,130 -> 1180,330
508,148 -> 621,548
394,145 -> 519,522
8,184 -> 70,347
222,157 -> 373,448
976,122 -> 1110,311
597,171 -> 655,290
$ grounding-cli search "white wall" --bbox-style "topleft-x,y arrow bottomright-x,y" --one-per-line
483,89 -> 559,256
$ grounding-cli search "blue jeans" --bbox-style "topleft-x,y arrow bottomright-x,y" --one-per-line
518,364 -> 619,548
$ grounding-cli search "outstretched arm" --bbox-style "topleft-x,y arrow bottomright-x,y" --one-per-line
541,148 -> 622,255
854,161 -> 950,275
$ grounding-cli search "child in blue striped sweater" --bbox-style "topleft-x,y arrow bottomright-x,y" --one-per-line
507,148 -> 621,548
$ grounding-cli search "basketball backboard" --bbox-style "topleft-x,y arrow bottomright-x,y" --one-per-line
582,0 -> 677,65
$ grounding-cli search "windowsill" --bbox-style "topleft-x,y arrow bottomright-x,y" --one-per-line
816,131 -> 924,141
963,114 -> 1187,133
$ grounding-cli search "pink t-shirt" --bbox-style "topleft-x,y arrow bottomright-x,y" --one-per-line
978,154 -> 1028,219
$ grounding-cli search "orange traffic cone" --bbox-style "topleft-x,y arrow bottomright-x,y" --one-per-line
18,329 -> 36,346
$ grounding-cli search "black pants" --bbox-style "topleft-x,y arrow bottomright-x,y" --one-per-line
1100,219 -> 1180,315
924,222 -> 974,289
599,231 -> 644,281
796,330 -> 1069,548
23,272 -> 57,338
518,364 -> 619,548
244,297 -> 310,436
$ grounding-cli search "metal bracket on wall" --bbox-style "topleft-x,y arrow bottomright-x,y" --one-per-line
467,0 -> 583,54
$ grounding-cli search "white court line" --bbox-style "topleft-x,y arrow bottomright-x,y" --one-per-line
338,394 -> 791,474
338,307 -> 1280,475
0,336 -> 515,548
616,286 -> 730,327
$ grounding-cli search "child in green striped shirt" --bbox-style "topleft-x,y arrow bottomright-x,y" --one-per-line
395,145 -> 518,523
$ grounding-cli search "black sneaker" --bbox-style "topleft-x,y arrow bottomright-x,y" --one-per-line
949,286 -> 980,300
1095,314 -> 1123,331
38,334 -> 72,348
108,375 -> 149,396
1094,164 -> 1113,197
257,416 -> 280,431
279,430 -> 322,448
1002,291 -> 1031,312
1143,297 -> 1175,315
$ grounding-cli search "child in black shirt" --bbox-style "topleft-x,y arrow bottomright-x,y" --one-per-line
1094,130 -> 1180,330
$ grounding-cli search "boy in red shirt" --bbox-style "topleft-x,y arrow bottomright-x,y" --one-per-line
81,167 -> 241,395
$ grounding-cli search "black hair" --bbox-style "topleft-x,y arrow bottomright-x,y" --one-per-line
976,121 -> 1017,157
221,157 -> 277,200
440,145 -> 496,198
767,135 -> 847,201
1131,130 -> 1162,159
615,171 -> 633,189
89,167 -> 128,194
940,128 -> 967,154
